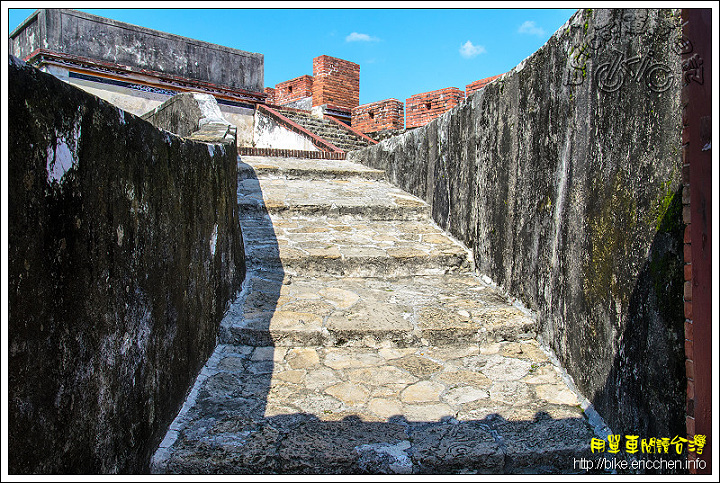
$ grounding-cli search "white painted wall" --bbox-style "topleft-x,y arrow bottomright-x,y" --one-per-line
42,65 -> 255,146
253,110 -> 319,151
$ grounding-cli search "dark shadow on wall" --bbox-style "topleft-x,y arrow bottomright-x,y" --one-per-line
590,185 -> 687,473
164,408 -> 603,474
7,57 -> 245,474
158,160 -> 599,476
157,177 -> 689,476
202,159 -> 286,423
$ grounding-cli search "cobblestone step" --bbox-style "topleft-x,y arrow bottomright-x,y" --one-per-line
152,154 -> 599,474
152,337 -> 594,474
219,270 -> 533,347
240,216 -> 471,276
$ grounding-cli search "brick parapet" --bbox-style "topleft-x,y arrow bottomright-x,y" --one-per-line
466,74 -> 503,96
352,98 -> 404,134
264,87 -> 276,105
405,87 -> 465,129
273,74 -> 314,106
312,55 -> 360,110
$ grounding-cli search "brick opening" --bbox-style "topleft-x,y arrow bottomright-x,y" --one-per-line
405,87 -> 465,129
271,75 -> 314,106
351,98 -> 404,135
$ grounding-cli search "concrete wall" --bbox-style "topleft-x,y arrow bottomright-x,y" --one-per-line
349,8 -> 685,440
8,57 -> 245,473
9,9 -> 264,93
218,104 -> 254,147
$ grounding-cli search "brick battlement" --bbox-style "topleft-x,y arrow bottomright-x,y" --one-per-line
313,55 -> 360,110
405,87 -> 465,129
466,74 -> 503,96
273,75 -> 314,106
352,99 -> 404,134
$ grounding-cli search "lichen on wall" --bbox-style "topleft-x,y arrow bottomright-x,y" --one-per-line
8,56 -> 246,474
349,8 -> 684,445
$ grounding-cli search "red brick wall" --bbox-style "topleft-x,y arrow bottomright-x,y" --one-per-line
466,74 -> 503,96
264,87 -> 276,105
312,55 -> 359,110
405,87 -> 465,128
681,8 -> 712,475
272,75 -> 314,106
352,98 -> 404,134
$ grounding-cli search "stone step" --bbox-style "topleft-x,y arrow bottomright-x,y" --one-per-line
219,270 -> 533,347
238,156 -> 385,180
152,336 -> 595,474
237,177 -> 430,221
276,110 -> 371,151
151,154 -> 599,474
239,216 -> 471,276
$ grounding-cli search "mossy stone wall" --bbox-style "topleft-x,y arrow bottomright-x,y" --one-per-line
349,8 -> 684,439
8,57 -> 245,473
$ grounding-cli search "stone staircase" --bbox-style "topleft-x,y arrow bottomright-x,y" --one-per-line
151,155 -> 598,474
276,108 -> 374,152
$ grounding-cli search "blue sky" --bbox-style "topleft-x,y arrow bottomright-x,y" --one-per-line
7,6 -> 577,106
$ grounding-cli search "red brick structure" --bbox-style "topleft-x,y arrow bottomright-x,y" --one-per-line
405,87 -> 465,129
272,75 -> 314,106
352,99 -> 404,134
312,55 -> 360,110
680,8 -> 712,475
466,74 -> 503,96
264,87 -> 276,105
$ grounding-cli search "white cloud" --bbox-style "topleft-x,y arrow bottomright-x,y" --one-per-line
459,40 -> 486,59
518,20 -> 545,37
346,32 -> 379,42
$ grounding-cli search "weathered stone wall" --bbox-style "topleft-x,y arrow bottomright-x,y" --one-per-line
349,8 -> 685,440
141,92 -> 237,141
8,57 -> 245,473
9,9 -> 264,93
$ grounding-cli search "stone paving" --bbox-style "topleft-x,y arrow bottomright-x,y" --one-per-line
152,155 -> 600,474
